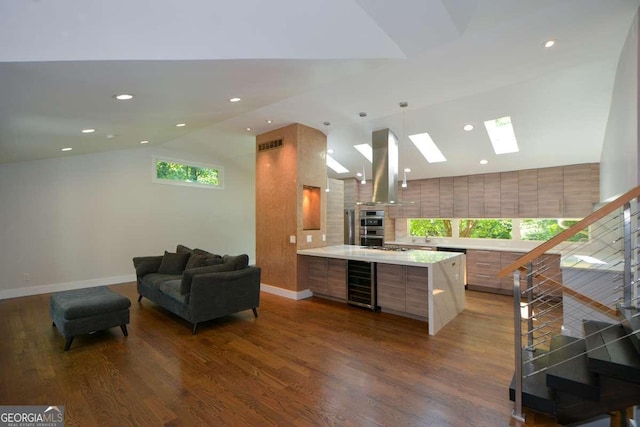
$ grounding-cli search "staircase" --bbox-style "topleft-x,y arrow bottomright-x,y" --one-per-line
500,186 -> 640,425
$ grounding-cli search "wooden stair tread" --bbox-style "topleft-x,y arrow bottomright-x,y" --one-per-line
583,320 -> 640,384
546,335 -> 599,401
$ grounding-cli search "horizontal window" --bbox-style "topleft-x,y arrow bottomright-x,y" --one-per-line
153,156 -> 223,189
459,219 -> 512,239
520,219 -> 588,242
408,219 -> 453,238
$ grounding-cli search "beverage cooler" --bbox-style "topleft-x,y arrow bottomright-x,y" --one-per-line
347,260 -> 377,310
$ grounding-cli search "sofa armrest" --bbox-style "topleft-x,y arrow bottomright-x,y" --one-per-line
189,267 -> 261,320
132,256 -> 163,278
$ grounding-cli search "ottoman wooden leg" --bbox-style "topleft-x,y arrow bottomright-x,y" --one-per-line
64,337 -> 74,351
120,324 -> 128,337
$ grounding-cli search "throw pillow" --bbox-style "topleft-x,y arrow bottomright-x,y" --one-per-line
193,248 -> 220,258
185,254 -> 224,270
222,254 -> 249,270
176,244 -> 193,254
158,251 -> 191,275
180,262 -> 236,295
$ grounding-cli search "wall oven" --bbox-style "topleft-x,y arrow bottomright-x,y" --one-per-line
359,210 -> 385,247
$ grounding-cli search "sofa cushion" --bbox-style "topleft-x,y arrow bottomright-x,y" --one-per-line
140,273 -> 182,289
193,248 -> 221,258
180,262 -> 236,295
223,254 -> 249,270
176,244 -> 193,255
159,280 -> 189,304
133,256 -> 163,278
184,254 -> 223,270
158,251 -> 190,274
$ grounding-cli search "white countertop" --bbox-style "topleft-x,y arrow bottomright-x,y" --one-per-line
386,240 -> 561,254
297,244 -> 463,267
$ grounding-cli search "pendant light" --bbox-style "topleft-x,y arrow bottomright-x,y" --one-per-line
359,112 -> 367,185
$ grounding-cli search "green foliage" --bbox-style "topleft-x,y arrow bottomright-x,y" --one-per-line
459,219 -> 512,239
408,219 -> 452,237
156,161 -> 219,186
520,219 -> 588,242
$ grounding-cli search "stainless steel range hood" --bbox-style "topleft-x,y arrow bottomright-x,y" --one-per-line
358,128 -> 409,206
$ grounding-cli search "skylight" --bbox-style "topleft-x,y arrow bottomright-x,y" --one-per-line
353,144 -> 372,162
484,116 -> 519,154
326,155 -> 349,174
408,132 -> 446,163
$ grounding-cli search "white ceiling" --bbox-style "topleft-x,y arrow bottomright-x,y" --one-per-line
0,0 -> 638,180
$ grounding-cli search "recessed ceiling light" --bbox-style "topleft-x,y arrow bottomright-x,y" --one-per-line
327,149 -> 334,154
354,144 -> 373,162
480,159 -> 488,165
463,124 -> 474,131
326,155 -> 349,174
81,128 -> 95,134
246,127 -> 251,131
409,132 -> 447,163
229,97 -> 241,102
140,140 -> 149,144
106,134 -> 117,139
484,116 -> 519,154
61,147 -> 72,152
544,39 -> 556,48
266,120 -> 272,124
114,94 -> 134,100
404,168 -> 411,172
356,172 -> 362,177
176,123 -> 186,127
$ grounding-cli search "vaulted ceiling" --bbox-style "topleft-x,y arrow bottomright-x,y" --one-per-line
0,0 -> 638,180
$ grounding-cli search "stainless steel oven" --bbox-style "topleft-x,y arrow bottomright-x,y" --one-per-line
359,210 -> 385,246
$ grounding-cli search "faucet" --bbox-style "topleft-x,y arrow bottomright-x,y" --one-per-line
425,232 -> 431,243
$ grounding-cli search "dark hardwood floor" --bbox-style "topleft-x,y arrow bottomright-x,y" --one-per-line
0,284 -> 560,426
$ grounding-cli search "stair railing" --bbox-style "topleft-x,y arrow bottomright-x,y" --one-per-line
499,184 -> 640,422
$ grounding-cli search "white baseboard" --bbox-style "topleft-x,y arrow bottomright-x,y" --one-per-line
0,274 -> 136,300
260,283 -> 312,300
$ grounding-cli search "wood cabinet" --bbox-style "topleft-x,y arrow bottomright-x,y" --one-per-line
537,166 -> 563,217
401,182 -> 421,217
453,176 -> 469,218
420,178 -> 440,217
468,173 -> 501,218
466,249 -> 561,296
301,256 -> 347,301
439,177 -> 454,218
563,164 -> 595,218
377,263 -> 429,317
518,169 -> 538,218
500,171 -> 518,217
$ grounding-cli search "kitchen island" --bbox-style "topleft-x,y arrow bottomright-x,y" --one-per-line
297,245 -> 466,335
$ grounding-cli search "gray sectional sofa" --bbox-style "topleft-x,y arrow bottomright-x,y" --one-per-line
132,245 -> 261,334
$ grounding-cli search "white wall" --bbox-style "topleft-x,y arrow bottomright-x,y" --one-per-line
600,8 -> 639,201
0,128 -> 256,299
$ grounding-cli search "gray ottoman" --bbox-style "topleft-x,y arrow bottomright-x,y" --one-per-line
50,286 -> 131,351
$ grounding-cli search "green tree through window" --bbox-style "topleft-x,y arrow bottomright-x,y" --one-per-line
459,219 -> 512,239
408,219 -> 452,238
155,159 -> 221,187
521,219 -> 588,242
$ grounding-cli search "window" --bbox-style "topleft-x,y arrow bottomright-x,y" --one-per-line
408,219 -> 452,238
459,219 -> 512,239
520,219 -> 588,242
153,156 -> 223,189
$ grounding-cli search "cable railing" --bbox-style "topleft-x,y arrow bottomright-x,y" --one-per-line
499,185 -> 640,423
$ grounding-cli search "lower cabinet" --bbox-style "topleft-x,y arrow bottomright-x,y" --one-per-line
377,263 -> 429,317
467,249 -> 561,296
304,256 -> 347,301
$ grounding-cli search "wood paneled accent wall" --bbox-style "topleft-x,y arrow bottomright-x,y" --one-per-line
256,123 -> 327,292
326,178 -> 344,245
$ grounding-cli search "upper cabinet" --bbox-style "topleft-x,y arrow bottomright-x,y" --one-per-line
389,163 -> 598,219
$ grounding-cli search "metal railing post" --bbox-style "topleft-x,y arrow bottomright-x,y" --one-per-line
526,262 -> 534,350
623,202 -> 632,308
512,269 -> 525,422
